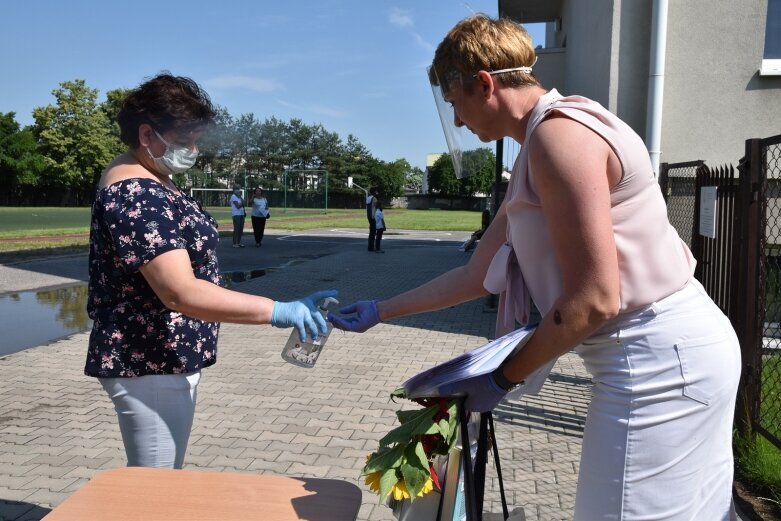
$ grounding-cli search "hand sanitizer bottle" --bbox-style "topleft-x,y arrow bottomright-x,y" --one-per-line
281,297 -> 339,368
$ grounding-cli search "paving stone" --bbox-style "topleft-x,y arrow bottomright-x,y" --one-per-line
16,489 -> 68,510
275,451 -> 314,465
0,237 -> 595,521
18,475 -> 78,493
244,458 -> 297,475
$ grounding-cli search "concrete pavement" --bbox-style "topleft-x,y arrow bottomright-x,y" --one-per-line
0,229 -> 595,520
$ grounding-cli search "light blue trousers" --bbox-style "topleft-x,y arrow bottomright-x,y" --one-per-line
99,371 -> 201,469
574,280 -> 740,520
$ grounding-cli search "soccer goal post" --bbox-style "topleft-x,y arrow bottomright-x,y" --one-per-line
189,188 -> 245,208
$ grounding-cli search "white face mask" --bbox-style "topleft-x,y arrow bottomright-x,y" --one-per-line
146,129 -> 199,176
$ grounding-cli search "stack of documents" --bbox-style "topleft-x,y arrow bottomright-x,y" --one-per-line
402,325 -> 551,400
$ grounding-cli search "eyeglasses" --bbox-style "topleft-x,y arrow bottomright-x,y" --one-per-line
472,64 -> 535,79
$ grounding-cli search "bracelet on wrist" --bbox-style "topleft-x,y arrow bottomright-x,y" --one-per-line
492,363 -> 523,392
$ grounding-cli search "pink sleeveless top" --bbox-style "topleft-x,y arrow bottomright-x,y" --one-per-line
484,89 -> 696,336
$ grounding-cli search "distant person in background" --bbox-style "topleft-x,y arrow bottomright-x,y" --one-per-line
250,187 -> 269,248
366,187 -> 378,251
374,200 -> 386,253
230,184 -> 245,248
460,209 -> 491,252
86,72 -> 336,469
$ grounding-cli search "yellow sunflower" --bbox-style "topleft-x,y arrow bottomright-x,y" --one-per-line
365,474 -> 436,501
390,476 -> 435,500
416,476 -> 435,497
391,480 -> 411,501
364,471 -> 382,494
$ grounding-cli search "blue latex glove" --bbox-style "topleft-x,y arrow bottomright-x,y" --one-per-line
327,300 -> 380,333
438,372 -> 508,413
272,289 -> 338,342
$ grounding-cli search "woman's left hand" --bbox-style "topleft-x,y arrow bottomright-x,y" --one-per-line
439,372 -> 508,413
328,300 -> 381,333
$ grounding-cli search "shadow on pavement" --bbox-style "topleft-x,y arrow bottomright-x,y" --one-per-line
0,499 -> 51,521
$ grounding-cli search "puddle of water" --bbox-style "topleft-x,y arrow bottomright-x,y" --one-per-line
0,284 -> 91,358
223,269 -> 267,285
0,269 -> 270,357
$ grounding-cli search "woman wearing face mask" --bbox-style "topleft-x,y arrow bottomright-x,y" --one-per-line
86,72 -> 337,469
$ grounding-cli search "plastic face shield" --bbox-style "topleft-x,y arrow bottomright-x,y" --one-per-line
428,66 -> 485,179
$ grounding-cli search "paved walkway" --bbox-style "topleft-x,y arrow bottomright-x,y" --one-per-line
0,230 -> 596,520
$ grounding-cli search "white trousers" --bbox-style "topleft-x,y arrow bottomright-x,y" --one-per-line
99,371 -> 201,469
573,280 -> 740,520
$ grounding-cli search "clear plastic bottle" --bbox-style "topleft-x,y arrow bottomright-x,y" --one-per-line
280,297 -> 339,368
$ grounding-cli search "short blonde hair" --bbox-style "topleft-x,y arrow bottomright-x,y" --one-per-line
429,14 -> 539,95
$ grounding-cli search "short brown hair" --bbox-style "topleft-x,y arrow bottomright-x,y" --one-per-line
117,72 -> 215,148
429,14 -> 539,96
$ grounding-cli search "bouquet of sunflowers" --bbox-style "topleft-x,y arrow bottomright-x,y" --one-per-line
362,389 -> 459,503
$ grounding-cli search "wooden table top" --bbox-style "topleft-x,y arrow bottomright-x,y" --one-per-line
42,467 -> 363,521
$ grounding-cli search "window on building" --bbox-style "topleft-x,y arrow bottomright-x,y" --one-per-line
761,0 -> 781,75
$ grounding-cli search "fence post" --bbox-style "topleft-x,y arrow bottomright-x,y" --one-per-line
734,138 -> 764,435
691,163 -> 707,277
659,162 -> 670,203
492,138 -> 504,218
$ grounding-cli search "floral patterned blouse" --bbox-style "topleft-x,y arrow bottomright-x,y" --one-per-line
86,178 -> 223,378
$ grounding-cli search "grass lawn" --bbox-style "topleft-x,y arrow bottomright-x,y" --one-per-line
0,207 -> 92,237
760,353 -> 781,440
735,428 -> 781,504
0,206 -> 483,255
204,207 -> 482,231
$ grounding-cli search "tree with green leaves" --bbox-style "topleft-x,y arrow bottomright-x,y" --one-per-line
0,112 -> 46,205
426,148 -> 496,197
403,162 -> 424,193
459,147 -> 497,196
101,88 -> 130,141
32,80 -> 123,204
7,76 -> 428,207
426,153 -> 459,195
378,159 -> 410,199
189,106 -> 235,189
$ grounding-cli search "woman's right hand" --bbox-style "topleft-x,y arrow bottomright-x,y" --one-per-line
328,300 -> 381,333
272,289 -> 338,341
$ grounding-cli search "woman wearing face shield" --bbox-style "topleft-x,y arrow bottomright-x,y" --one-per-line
86,72 -> 336,469
329,15 -> 740,520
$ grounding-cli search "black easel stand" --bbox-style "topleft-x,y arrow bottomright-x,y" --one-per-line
458,403 -> 480,521
456,401 -> 509,521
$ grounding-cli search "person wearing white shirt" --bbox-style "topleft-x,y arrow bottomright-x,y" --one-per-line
229,184 -> 245,248
250,187 -> 269,247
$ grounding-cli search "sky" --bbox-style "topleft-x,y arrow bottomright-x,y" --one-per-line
0,1 -> 544,171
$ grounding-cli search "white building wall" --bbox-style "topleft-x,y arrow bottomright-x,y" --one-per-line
506,0 -> 781,168
662,0 -> 781,166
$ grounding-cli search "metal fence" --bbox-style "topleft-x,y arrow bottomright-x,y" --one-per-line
755,135 -> 781,445
692,164 -> 741,319
661,134 -> 781,450
659,160 -> 701,248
